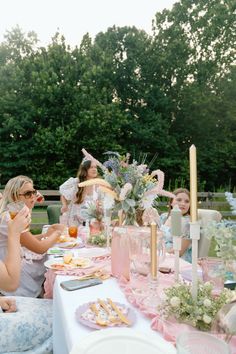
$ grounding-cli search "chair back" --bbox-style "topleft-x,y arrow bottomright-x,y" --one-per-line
47,204 -> 61,224
198,208 -> 222,257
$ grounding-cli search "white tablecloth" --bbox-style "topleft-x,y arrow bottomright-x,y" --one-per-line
53,275 -> 176,354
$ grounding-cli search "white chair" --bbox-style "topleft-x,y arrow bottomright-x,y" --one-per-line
198,208 -> 222,257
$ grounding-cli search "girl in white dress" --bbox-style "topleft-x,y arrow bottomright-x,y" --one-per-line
60,159 -> 99,226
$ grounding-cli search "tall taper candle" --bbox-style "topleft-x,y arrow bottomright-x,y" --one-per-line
150,222 -> 157,279
189,145 -> 198,222
189,144 -> 199,301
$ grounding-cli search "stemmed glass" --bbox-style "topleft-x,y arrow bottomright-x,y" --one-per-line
142,230 -> 166,309
211,300 -> 236,344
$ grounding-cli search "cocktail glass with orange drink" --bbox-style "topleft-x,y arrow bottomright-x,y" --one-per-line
68,225 -> 78,238
7,201 -> 30,232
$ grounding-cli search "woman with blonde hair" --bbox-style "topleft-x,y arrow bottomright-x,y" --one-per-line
0,175 -> 64,297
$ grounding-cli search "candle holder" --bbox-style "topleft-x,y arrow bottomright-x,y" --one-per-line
190,221 -> 200,301
173,236 -> 182,282
142,273 -> 162,309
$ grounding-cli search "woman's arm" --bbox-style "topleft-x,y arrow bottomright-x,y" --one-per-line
0,206 -> 29,291
20,228 -> 62,254
61,195 -> 69,213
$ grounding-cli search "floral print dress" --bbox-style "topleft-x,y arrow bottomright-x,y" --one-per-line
0,297 -> 52,353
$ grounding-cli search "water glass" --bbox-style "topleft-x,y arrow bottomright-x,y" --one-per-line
200,257 -> 225,293
68,225 -> 78,238
176,331 -> 230,354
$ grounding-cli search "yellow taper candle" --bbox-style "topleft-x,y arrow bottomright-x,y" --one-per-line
189,145 -> 198,222
150,222 -> 157,279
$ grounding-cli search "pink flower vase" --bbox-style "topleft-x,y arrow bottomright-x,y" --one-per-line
111,225 -> 150,281
111,226 -> 130,280
90,219 -> 102,235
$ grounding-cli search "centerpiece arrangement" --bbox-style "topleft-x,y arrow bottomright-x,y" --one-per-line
159,281 -> 235,331
79,149 -> 174,226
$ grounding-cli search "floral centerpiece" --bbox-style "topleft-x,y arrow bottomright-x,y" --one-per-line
159,281 -> 235,331
205,217 -> 236,280
205,220 -> 236,262
79,149 -> 174,226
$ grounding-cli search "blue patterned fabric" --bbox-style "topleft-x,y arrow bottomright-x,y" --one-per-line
0,297 -> 52,354
160,212 -> 192,263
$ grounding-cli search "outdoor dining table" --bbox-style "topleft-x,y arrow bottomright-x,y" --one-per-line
53,274 -> 177,354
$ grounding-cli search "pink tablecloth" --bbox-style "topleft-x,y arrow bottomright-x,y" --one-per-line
119,254 -> 236,354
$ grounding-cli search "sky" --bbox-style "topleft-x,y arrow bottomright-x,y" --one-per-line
0,0 -> 178,47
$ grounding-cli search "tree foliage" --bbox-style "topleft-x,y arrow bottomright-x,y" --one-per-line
0,0 -> 235,190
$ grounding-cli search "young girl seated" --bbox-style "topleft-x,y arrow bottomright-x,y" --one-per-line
160,188 -> 192,263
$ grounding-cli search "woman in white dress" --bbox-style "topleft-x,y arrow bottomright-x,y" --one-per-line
0,175 -> 64,297
0,206 -> 53,354
60,158 -> 99,226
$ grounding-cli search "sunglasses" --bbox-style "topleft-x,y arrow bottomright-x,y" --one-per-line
19,189 -> 37,199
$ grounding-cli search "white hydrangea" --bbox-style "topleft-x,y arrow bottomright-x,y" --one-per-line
170,296 -> 181,307
203,299 -> 212,307
203,314 -> 212,324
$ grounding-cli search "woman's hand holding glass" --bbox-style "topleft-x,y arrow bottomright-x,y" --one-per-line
7,205 -> 30,235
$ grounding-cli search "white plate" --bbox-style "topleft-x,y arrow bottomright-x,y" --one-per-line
70,328 -> 176,354
44,257 -> 92,270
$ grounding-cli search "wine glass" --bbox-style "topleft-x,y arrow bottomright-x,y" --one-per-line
211,300 -> 236,344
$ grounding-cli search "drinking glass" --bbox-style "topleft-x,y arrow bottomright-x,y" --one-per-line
68,225 -> 78,238
176,331 -> 230,354
200,257 -> 225,294
7,201 -> 30,232
128,231 -> 144,278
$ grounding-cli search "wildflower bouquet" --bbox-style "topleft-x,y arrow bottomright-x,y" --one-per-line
80,200 -> 103,222
87,233 -> 107,247
205,220 -> 236,261
159,282 -> 234,331
79,149 -> 174,226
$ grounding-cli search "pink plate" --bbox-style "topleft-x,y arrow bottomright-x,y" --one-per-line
75,301 -> 136,330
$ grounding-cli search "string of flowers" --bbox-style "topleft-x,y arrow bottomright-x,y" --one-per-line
159,282 -> 235,331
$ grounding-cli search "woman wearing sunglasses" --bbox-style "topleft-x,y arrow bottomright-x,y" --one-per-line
0,175 -> 64,298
